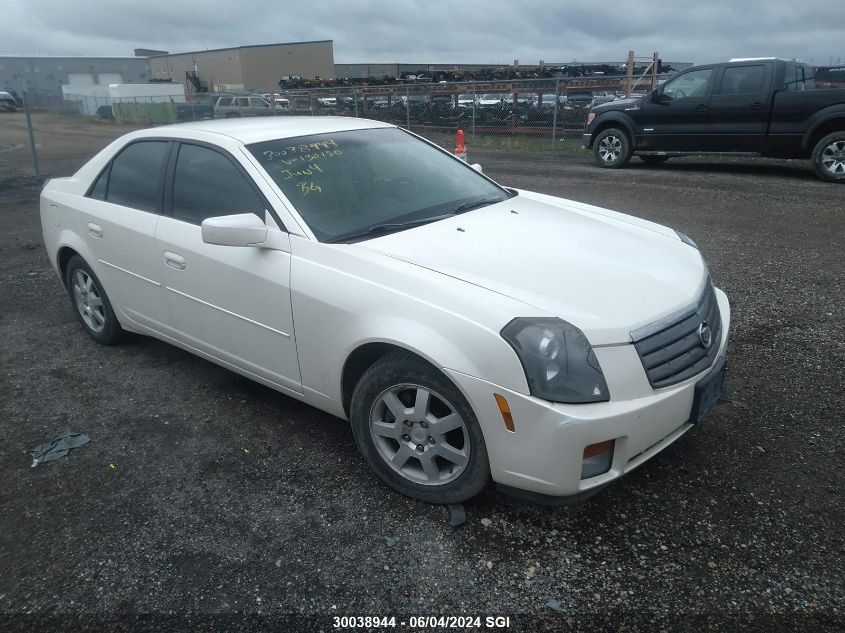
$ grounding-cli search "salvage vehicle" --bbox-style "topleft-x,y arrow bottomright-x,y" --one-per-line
40,117 -> 729,505
583,58 -> 845,182
214,95 -> 274,119
0,91 -> 16,112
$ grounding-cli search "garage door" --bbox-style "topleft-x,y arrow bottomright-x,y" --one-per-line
98,72 -> 123,85
67,72 -> 95,86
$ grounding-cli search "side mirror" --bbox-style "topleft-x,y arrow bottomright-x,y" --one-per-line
649,89 -> 660,103
471,163 -> 483,173
201,213 -> 267,247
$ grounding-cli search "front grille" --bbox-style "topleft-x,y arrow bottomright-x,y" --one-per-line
632,281 -> 721,388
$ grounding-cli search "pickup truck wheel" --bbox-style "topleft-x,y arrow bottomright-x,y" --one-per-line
639,155 -> 670,165
593,128 -> 632,168
813,132 -> 845,183
350,351 -> 490,504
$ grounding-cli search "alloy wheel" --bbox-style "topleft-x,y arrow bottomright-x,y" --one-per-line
821,140 -> 845,176
369,383 -> 470,486
598,135 -> 623,164
72,270 -> 106,333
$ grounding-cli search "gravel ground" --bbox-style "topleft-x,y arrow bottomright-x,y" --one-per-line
0,113 -> 843,632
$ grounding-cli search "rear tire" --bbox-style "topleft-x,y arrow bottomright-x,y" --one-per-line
225,112 -> 241,119
593,128 -> 632,168
64,255 -> 124,345
350,351 -> 490,504
812,132 -> 845,183
639,155 -> 670,165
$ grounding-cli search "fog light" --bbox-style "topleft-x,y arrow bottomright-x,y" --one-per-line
581,440 -> 614,479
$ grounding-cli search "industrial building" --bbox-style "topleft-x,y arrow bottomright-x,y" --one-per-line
0,55 -> 150,98
148,40 -> 335,93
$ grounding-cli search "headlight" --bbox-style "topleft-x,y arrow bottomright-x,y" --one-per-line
587,112 -> 596,125
501,318 -> 609,404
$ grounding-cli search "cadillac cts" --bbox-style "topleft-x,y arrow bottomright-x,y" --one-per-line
40,117 -> 730,505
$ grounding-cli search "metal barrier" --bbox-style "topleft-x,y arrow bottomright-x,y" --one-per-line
274,75 -> 656,150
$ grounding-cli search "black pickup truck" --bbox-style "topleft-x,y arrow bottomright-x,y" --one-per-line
583,59 -> 845,182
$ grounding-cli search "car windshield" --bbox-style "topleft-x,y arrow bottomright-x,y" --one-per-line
248,128 -> 510,242
481,94 -> 499,100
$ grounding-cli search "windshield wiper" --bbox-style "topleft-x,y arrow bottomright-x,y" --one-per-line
448,197 -> 505,215
326,214 -> 454,243
326,197 -> 506,244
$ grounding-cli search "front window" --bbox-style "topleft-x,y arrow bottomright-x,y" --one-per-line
663,68 -> 713,100
248,128 -> 510,242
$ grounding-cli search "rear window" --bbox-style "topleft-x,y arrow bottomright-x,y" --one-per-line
718,65 -> 766,95
102,141 -> 169,212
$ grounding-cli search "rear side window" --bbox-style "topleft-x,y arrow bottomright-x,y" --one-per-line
171,143 -> 264,225
105,141 -> 170,212
87,165 -> 110,200
216,97 -> 233,107
718,65 -> 766,95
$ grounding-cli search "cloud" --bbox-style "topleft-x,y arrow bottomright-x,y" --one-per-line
1,0 -> 843,66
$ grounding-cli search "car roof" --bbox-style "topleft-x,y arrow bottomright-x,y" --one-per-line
140,116 -> 394,145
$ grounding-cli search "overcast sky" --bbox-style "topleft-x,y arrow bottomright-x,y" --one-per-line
2,0 -> 843,66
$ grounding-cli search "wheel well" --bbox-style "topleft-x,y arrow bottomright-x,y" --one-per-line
341,343 -> 432,417
809,118 -> 845,151
590,120 -> 632,147
57,247 -> 80,287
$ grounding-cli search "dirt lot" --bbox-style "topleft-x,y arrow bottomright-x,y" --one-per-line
1,113 -> 843,631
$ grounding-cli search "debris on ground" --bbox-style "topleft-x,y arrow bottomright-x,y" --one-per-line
29,432 -> 90,467
546,598 -> 566,613
447,503 -> 466,527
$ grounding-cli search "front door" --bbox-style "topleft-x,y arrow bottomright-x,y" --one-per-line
155,141 -> 302,393
635,67 -> 715,151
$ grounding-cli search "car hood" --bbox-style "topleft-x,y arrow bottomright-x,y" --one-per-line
356,191 -> 707,345
592,96 -> 644,113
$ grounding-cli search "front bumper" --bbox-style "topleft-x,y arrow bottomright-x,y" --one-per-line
582,132 -> 593,148
444,288 -> 730,501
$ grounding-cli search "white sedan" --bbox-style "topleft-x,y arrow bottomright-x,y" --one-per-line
40,117 -> 730,505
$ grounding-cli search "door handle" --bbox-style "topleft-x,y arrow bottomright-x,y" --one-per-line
750,102 -> 763,110
87,222 -> 103,238
695,104 -> 709,111
163,251 -> 186,270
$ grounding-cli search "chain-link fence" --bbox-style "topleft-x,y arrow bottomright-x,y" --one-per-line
275,75 -> 658,152
2,75 -> 664,183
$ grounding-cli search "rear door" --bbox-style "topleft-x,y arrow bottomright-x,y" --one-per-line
78,140 -> 173,332
154,141 -> 302,392
707,63 -> 772,151
635,67 -> 715,150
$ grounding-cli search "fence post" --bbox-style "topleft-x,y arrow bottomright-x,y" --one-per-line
551,78 -> 560,147
23,90 -> 40,178
471,82 -> 476,140
354,88 -> 359,118
405,85 -> 410,129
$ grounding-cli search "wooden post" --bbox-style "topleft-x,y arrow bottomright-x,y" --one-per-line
651,52 -> 659,90
625,50 -> 634,97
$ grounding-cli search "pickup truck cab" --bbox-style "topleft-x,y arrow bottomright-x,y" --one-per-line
584,59 -> 845,182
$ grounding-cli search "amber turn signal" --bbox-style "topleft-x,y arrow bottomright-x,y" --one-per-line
494,393 -> 515,432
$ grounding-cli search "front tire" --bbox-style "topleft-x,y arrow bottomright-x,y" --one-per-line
812,132 -> 845,183
593,128 -> 632,168
64,255 -> 124,345
350,351 -> 490,504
